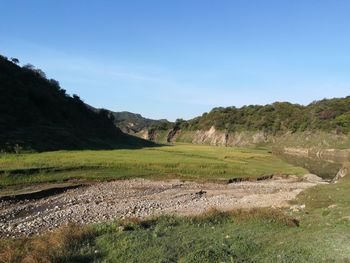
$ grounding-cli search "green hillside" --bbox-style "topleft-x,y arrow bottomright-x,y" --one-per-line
0,55 -> 153,152
173,98 -> 350,134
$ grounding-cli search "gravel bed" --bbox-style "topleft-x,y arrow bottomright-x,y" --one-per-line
0,177 -> 319,237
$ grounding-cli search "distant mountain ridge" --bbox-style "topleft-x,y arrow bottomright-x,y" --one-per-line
88,106 -> 172,134
111,111 -> 168,132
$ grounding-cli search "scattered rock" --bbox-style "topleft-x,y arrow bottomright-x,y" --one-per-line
302,174 -> 324,183
195,190 -> 207,196
0,178 -> 319,238
290,204 -> 306,212
332,167 -> 347,183
287,175 -> 299,180
328,204 -> 337,209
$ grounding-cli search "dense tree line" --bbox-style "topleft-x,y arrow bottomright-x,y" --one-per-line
182,98 -> 350,134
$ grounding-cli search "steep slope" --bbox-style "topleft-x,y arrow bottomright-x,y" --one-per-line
0,55 -> 153,152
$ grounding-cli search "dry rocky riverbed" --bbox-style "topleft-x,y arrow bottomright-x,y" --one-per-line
0,176 -> 324,237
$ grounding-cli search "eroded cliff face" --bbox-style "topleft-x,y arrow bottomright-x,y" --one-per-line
136,129 -> 149,140
134,126 -> 350,153
166,128 -> 180,143
136,129 -> 158,141
186,126 -> 271,147
136,126 -> 272,147
191,126 -> 226,146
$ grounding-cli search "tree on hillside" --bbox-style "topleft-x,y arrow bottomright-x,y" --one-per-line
49,79 -> 60,88
22,64 -> 46,78
73,94 -> 81,101
10,57 -> 19,64
34,68 -> 47,79
23,63 -> 35,70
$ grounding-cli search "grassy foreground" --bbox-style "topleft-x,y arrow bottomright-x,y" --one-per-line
2,174 -> 350,263
0,144 -> 349,262
0,144 -> 306,188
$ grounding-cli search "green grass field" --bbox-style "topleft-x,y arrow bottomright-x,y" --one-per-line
0,144 -> 307,188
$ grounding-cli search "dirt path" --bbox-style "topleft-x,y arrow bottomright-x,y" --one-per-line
0,177 -> 321,237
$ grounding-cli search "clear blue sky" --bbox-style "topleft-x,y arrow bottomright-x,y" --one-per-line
1,0 -> 350,120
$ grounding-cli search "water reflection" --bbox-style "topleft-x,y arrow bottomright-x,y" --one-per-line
274,148 -> 350,180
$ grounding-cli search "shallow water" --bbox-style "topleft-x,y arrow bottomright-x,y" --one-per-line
275,150 -> 349,179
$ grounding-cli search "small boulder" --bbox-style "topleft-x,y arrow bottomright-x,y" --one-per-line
195,190 -> 207,196
288,175 -> 299,180
290,204 -> 306,212
302,174 -> 324,183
